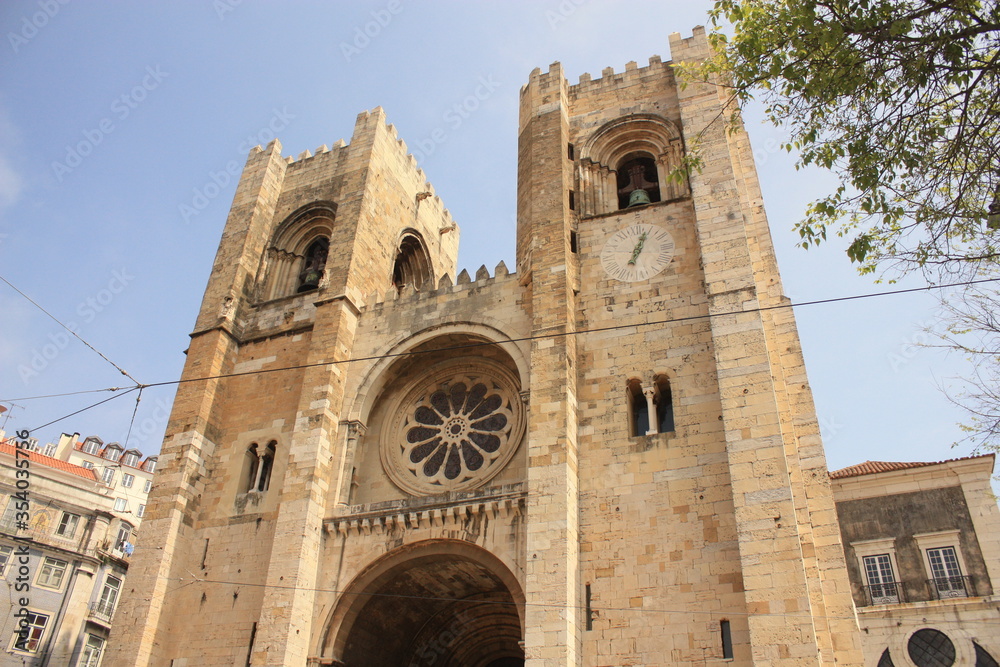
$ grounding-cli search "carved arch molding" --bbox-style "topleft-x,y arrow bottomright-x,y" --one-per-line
254,201 -> 337,301
576,113 -> 689,217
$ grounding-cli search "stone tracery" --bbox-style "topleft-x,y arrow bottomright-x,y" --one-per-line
381,362 -> 525,496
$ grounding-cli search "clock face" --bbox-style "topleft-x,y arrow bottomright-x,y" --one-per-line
601,223 -> 676,282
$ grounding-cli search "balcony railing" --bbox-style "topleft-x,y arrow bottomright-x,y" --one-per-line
927,575 -> 973,600
863,582 -> 903,605
88,600 -> 115,624
860,577 -> 979,606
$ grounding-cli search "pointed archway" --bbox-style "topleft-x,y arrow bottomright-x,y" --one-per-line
320,540 -> 524,667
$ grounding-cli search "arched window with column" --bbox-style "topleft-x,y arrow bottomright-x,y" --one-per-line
256,202 -> 336,301
627,375 -> 675,436
243,441 -> 277,493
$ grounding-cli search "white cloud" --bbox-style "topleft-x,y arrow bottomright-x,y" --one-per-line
0,154 -> 23,209
0,102 -> 24,209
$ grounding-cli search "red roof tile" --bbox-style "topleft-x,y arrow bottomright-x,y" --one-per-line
830,454 -> 995,479
0,441 -> 99,481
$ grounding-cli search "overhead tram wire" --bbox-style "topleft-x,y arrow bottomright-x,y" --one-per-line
0,273 -> 142,385
136,276 -> 1000,391
5,276 -> 997,425
28,386 -> 139,433
159,574 -> 862,624
0,387 -> 130,402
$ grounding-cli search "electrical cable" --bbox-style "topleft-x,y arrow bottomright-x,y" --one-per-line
159,574 -> 860,622
28,387 -> 138,433
0,274 -> 140,385
82,276 -> 1000,394
0,388 -> 127,402
7,276 -> 997,437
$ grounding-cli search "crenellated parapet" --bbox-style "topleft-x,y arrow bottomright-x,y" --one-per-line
364,260 -> 514,310
569,54 -> 672,98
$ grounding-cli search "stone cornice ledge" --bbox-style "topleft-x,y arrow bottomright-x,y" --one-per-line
325,483 -> 525,535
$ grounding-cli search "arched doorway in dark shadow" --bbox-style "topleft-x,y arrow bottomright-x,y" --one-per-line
322,540 -> 524,667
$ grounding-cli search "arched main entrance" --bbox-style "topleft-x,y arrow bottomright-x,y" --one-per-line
322,541 -> 524,667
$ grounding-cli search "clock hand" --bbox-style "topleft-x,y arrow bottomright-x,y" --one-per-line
628,232 -> 648,265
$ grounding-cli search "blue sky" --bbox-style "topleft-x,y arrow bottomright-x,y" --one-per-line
0,1 -> 981,475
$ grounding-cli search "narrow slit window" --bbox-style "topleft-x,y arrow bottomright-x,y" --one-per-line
570,231 -> 579,254
654,375 -> 675,433
257,442 -> 276,492
244,444 -> 260,492
627,378 -> 649,437
721,620 -> 733,659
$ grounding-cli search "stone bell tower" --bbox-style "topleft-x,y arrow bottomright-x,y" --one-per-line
107,27 -> 864,667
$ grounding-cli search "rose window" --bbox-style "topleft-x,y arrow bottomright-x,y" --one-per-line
382,365 -> 525,496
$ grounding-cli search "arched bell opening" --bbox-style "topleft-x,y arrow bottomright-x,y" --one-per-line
297,237 -> 329,293
616,153 -> 660,209
256,201 -> 337,301
321,542 -> 525,667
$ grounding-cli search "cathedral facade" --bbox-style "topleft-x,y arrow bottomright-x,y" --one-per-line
106,28 -> 868,666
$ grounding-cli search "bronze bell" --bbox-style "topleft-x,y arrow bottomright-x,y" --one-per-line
627,188 -> 652,207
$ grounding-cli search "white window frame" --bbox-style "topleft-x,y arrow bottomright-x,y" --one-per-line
143,479 -> 152,493
852,538 -> 902,605
96,575 -> 121,618
1,497 -> 20,527
82,439 -> 100,455
41,443 -> 56,457
914,530 -> 970,597
114,523 -> 132,553
56,512 -> 80,538
121,473 -> 135,488
143,458 -> 157,473
122,452 -> 140,467
79,633 -> 105,667
35,557 -> 68,590
104,447 -> 122,462
102,468 -> 115,485
113,498 -> 127,512
81,461 -> 95,470
8,610 -> 48,653
0,544 -> 12,575
137,504 -> 146,518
